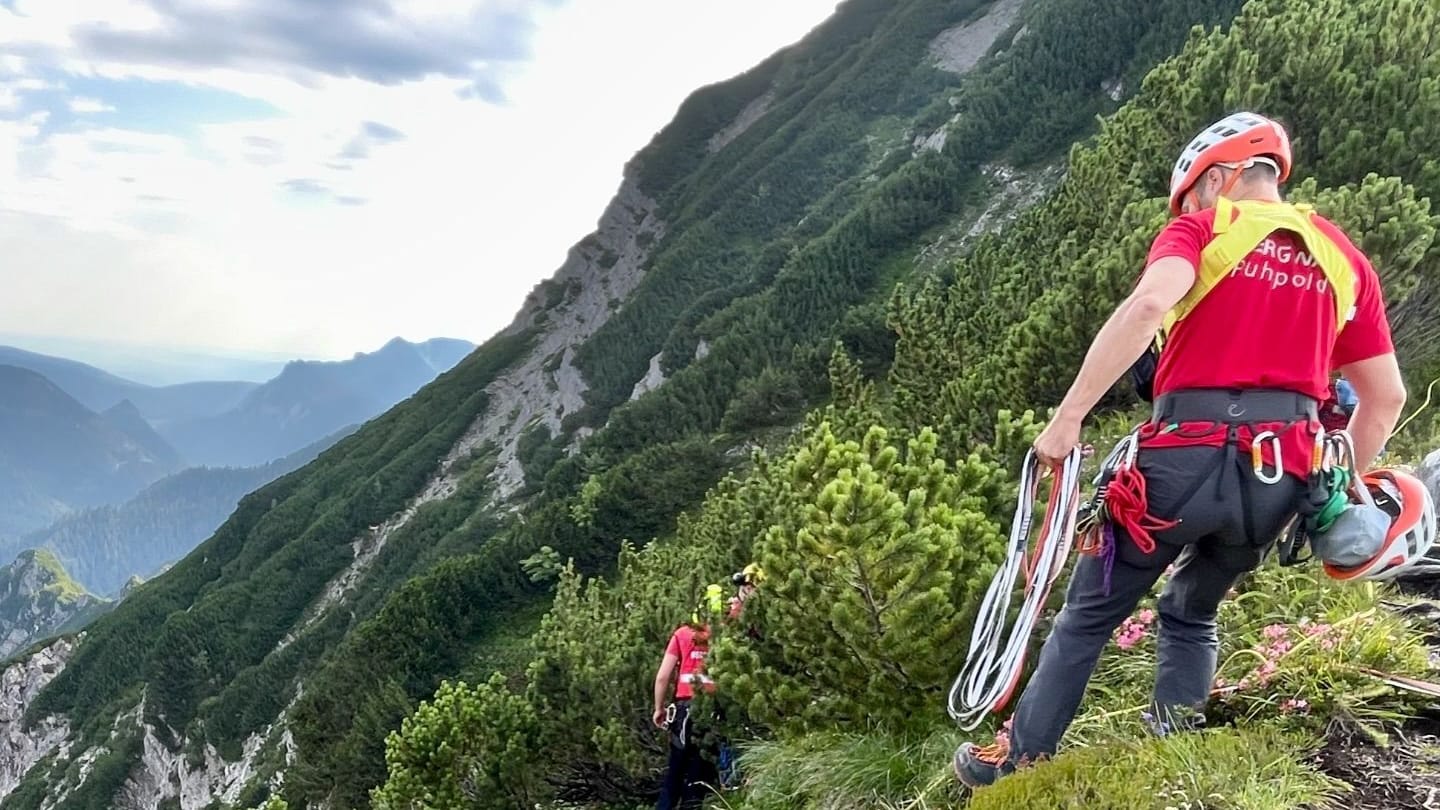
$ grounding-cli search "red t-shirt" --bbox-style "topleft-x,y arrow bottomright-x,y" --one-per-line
1145,205 -> 1393,400
665,625 -> 713,700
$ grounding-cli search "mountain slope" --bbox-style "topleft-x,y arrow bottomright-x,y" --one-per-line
0,0 -> 1289,807
99,401 -> 185,471
361,0 -> 1440,806
0,367 -> 185,539
160,337 -> 476,468
12,428 -> 357,597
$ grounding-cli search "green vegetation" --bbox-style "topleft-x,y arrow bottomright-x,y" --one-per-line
19,0 -> 1440,807
8,330 -> 535,809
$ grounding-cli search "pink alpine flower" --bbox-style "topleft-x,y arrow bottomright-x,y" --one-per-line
1114,612 -> 1153,650
1279,698 -> 1310,715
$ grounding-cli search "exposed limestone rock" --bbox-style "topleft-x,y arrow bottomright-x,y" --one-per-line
0,550 -> 109,660
914,128 -> 948,154
708,90 -> 777,153
117,719 -> 271,810
914,161 -> 1065,272
1102,77 -> 1126,101
264,174 -> 656,652
469,173 -> 664,497
0,638 -> 73,802
630,352 -> 667,401
963,163 -> 1062,240
928,0 -> 1026,75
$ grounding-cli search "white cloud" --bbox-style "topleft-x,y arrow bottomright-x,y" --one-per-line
0,0 -> 839,363
67,96 -> 114,113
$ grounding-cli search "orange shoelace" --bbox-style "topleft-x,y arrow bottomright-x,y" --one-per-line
972,721 -> 1012,765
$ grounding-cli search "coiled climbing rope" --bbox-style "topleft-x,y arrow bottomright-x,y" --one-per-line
948,446 -> 1086,730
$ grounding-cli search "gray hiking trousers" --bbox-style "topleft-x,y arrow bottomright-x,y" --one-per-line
1006,389 -> 1314,765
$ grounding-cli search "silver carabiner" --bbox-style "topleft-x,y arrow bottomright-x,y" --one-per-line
1325,430 -> 1358,477
1251,430 -> 1284,485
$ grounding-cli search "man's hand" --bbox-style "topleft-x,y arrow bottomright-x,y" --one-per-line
653,707 -> 667,729
1034,412 -> 1083,468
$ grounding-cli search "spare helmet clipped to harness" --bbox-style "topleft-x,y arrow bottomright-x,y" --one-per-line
1320,468 -> 1438,582
1168,111 -> 1292,215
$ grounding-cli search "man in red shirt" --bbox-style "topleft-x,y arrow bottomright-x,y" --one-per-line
954,112 -> 1408,787
651,586 -> 723,809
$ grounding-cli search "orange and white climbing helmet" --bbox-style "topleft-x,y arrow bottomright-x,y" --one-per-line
1168,112 -> 1293,215
1323,468 -> 1437,582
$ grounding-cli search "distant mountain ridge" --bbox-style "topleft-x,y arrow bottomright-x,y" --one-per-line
0,338 -> 472,543
0,346 -> 256,426
0,338 -> 475,471
159,337 -> 476,468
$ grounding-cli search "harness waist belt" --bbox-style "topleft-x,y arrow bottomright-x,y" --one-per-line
1152,388 -> 1318,425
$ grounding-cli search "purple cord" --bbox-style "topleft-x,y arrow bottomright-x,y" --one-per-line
1101,522 -> 1117,596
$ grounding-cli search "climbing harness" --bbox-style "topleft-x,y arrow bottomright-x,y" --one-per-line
948,447 -> 1086,730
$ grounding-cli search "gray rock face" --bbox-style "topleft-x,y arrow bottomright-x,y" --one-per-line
708,90 -> 776,153
116,717 -> 276,810
0,638 -> 74,803
459,171 -> 665,497
630,352 -> 668,401
928,0 -> 1026,75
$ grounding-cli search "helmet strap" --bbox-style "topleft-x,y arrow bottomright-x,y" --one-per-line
1218,165 -> 1246,199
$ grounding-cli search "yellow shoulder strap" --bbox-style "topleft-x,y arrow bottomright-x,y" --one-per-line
1160,198 -> 1357,339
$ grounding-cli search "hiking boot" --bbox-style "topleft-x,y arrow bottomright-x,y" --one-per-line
952,724 -> 1015,788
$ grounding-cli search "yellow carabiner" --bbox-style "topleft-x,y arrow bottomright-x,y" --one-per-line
1251,431 -> 1284,485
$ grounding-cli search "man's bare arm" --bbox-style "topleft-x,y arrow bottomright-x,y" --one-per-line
1339,353 -> 1407,470
1052,256 -> 1195,424
652,653 -> 678,725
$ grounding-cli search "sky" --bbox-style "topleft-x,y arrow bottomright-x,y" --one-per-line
0,0 -> 839,376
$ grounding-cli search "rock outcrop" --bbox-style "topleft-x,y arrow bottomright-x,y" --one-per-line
0,550 -> 109,659
0,638 -> 74,802
928,0 -> 1026,75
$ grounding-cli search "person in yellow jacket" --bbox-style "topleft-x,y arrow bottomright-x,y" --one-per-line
954,112 -> 1406,787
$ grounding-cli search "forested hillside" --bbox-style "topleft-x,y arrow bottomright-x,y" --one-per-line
10,429 -> 353,596
7,0 -> 1440,808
